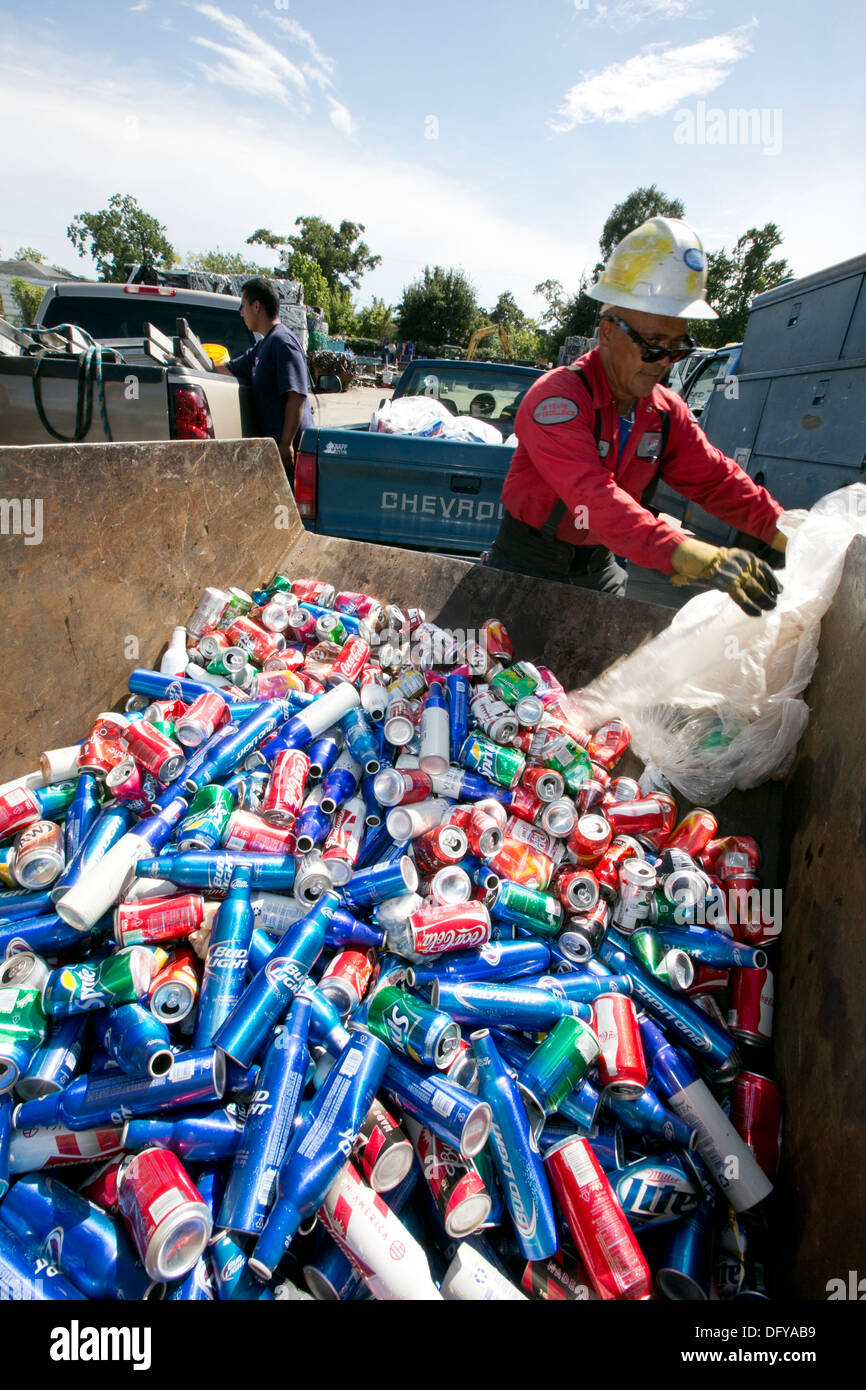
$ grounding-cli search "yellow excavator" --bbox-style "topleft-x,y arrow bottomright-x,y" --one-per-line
465,322 -> 512,361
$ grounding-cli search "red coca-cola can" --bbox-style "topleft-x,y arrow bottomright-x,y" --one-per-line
118,1147 -> 212,1282
328,637 -> 371,687
521,766 -> 564,803
175,691 -> 228,749
727,965 -> 774,1045
592,993 -> 648,1098
121,721 -> 185,783
405,902 -> 491,955
225,616 -> 284,667
488,837 -> 556,891
606,776 -> 641,803
699,834 -> 761,878
664,808 -> 718,857
222,810 -> 295,855
78,713 -> 130,778
726,875 -> 777,945
507,785 -> 544,825
318,947 -> 377,1015
555,867 -> 601,914
146,699 -> 190,726
413,824 -> 468,874
261,749 -> 310,827
114,894 -> 208,947
685,962 -> 730,994
605,798 -> 670,836
568,814 -> 613,868
587,719 -> 631,772
290,578 -> 336,606
729,1070 -> 783,1178
79,1154 -> 126,1211
352,1099 -> 414,1193
148,949 -> 200,1022
467,805 -> 505,858
481,618 -> 514,663
594,835 -> 645,901
544,1136 -> 651,1301
286,610 -> 319,646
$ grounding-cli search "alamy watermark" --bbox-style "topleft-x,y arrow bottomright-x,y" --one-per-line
674,100 -> 783,156
0,497 -> 43,545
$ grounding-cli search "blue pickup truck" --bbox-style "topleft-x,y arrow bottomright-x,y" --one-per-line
295,359 -> 543,554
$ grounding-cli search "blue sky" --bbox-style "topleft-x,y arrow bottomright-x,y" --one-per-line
1,0 -> 863,318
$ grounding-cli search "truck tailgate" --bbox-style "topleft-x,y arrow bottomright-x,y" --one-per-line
313,426 -> 511,553
0,357 -> 171,445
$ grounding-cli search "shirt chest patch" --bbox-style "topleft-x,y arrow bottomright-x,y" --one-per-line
533,396 -> 579,425
635,431 -> 663,459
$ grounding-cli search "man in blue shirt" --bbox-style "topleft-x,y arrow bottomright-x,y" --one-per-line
218,276 -> 313,478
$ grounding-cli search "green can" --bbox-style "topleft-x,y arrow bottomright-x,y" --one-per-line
219,586 -> 254,628
0,952 -> 49,1088
631,927 -> 694,990
366,985 -> 461,1070
42,947 -> 152,1019
207,648 -> 248,680
177,784 -> 234,851
544,737 -> 592,795
149,720 -> 177,742
459,733 -> 525,789
266,573 -> 293,596
492,880 -> 563,937
517,1014 -> 600,1121
489,662 -> 540,709
34,780 -> 79,820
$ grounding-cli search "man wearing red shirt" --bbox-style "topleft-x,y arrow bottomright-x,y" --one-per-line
486,218 -> 786,616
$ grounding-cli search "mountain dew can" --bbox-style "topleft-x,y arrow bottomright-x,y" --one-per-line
367,985 -> 461,1071
517,1015 -> 601,1125
177,785 -> 235,852
43,948 -> 153,1018
459,734 -> 524,789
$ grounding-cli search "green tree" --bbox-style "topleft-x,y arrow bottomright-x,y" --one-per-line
599,184 -> 686,264
9,277 -> 46,324
13,247 -> 46,264
487,291 -> 530,331
534,274 -> 598,358
326,284 -> 358,336
398,266 -> 478,348
67,193 -> 176,281
697,225 -> 792,348
247,217 -> 381,295
284,251 -> 331,313
355,296 -> 396,342
186,247 -> 265,275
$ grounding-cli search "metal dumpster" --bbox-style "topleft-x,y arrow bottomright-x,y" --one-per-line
2,438 -> 864,1298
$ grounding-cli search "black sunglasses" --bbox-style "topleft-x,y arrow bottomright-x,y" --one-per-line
604,313 -> 695,364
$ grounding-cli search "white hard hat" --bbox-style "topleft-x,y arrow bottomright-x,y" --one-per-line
586,217 -> 718,320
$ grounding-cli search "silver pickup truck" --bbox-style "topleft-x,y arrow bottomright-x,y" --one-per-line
0,281 -> 255,444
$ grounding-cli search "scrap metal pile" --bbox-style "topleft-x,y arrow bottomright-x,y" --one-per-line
0,576 -> 781,1301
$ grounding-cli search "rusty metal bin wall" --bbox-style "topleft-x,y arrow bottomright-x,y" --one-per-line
1,440 -> 862,1297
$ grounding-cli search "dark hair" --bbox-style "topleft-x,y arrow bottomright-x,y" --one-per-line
241,276 -> 280,319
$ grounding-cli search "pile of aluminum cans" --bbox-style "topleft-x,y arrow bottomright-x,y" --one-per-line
0,574 -> 781,1301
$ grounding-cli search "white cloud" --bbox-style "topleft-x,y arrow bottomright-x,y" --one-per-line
587,0 -> 701,29
328,97 -> 355,137
267,13 -> 336,84
551,25 -> 755,129
192,4 -> 306,99
129,1 -> 150,12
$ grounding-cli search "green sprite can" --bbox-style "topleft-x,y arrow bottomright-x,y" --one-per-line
43,946 -> 153,1019
266,573 -> 293,596
631,927 -> 695,990
517,1014 -> 600,1128
148,720 -> 177,743
0,952 -> 49,1091
489,662 -> 540,709
366,985 -> 462,1070
207,648 -> 248,681
459,733 -> 525,789
492,880 -> 563,937
177,784 -> 235,851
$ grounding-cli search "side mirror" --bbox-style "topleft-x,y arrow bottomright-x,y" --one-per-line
317,374 -> 343,393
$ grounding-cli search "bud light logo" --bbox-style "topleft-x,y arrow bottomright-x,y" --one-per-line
44,1226 -> 64,1266
479,943 -> 501,965
220,1251 -> 246,1282
265,959 -> 305,992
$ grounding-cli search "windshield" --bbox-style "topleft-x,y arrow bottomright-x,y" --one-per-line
399,364 -> 536,426
40,294 -> 255,359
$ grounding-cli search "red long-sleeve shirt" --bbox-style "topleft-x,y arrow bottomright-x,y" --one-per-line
502,348 -> 782,574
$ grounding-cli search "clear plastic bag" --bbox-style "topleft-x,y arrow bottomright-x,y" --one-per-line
561,484 -> 866,804
370,396 -> 504,445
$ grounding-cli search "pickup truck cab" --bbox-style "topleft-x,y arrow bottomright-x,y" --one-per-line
297,357 -> 543,555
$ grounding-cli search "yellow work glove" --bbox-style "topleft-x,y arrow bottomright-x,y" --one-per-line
670,539 -> 782,617
770,530 -> 788,553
